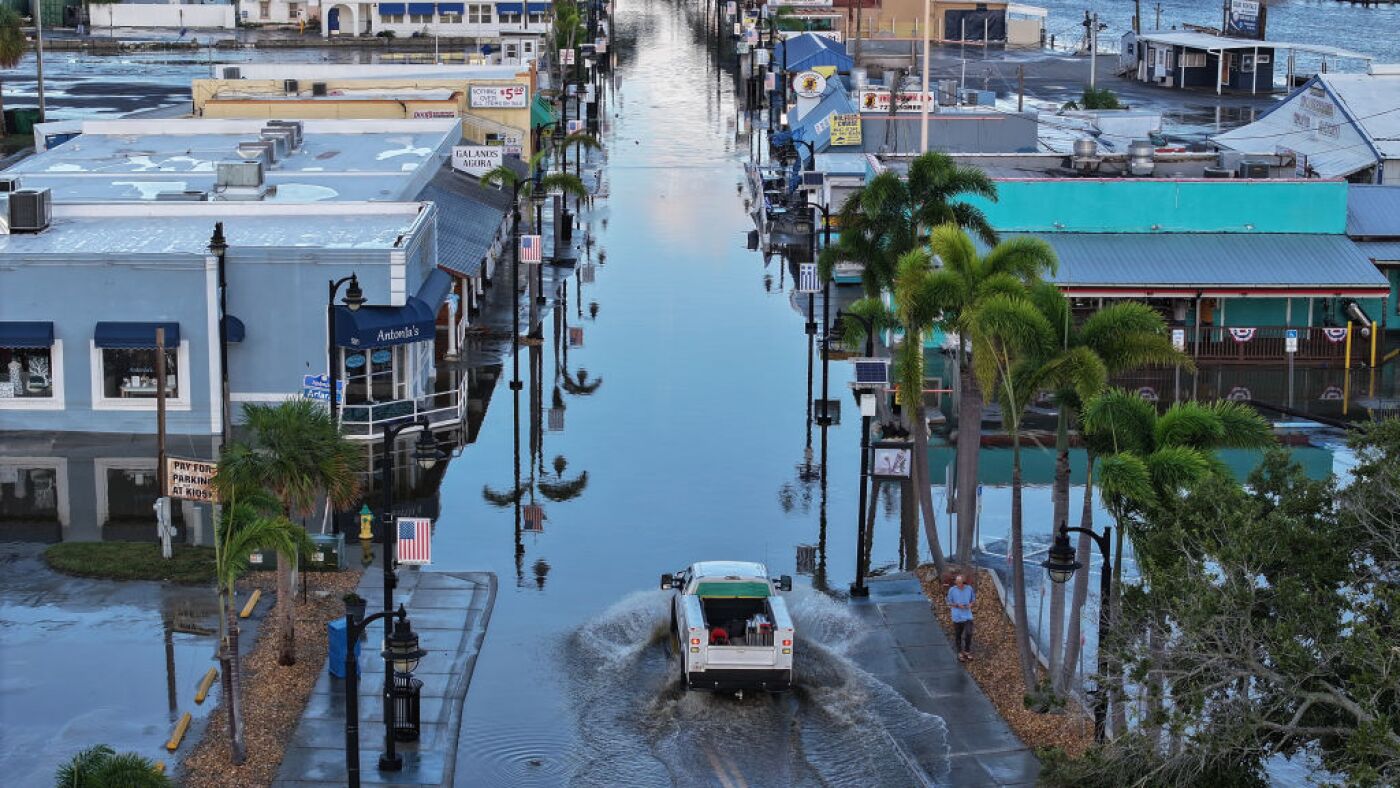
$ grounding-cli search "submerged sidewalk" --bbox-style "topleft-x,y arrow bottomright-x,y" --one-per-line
847,573 -> 1040,787
272,568 -> 496,787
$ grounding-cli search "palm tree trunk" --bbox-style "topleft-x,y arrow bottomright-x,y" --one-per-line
954,349 -> 982,567
276,551 -> 296,666
222,590 -> 246,764
1056,455 -> 1095,693
864,478 -> 881,581
910,403 -> 947,575
1109,510 -> 1128,736
1010,426 -> 1038,694
1047,407 -> 1070,685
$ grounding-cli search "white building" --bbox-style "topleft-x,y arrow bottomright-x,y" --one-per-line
1212,65 -> 1400,184
237,0 -> 317,25
319,1 -> 549,60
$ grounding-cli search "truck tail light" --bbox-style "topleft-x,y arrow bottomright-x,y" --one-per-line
690,638 -> 701,646
782,639 -> 792,647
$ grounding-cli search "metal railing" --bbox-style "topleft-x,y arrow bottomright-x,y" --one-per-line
1190,326 -> 1366,363
338,389 -> 464,441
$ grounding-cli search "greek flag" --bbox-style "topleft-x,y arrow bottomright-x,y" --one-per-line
798,263 -> 820,293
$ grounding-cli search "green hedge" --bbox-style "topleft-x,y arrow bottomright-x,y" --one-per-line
43,542 -> 216,584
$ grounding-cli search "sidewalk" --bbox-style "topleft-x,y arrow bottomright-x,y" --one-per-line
847,573 -> 1040,787
272,568 -> 496,787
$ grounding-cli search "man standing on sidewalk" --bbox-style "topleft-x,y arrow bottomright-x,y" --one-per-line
947,574 -> 975,662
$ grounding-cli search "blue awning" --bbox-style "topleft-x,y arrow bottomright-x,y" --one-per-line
495,2 -> 523,12
379,2 -> 406,14
224,315 -> 245,343
527,2 -> 549,10
0,321 -> 53,348
438,2 -> 465,12
95,322 -> 180,349
332,272 -> 448,349
407,2 -> 435,14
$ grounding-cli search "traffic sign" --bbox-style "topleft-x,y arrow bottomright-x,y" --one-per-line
1171,328 -> 1186,351
1285,328 -> 1298,353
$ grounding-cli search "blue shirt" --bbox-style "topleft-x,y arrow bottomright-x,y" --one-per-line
947,585 -> 975,623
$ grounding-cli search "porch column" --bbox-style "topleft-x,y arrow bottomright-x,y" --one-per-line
1215,48 -> 1223,95
1251,46 -> 1259,95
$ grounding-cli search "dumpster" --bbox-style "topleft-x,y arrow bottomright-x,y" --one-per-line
10,108 -> 40,136
306,533 -> 346,572
327,618 -> 362,678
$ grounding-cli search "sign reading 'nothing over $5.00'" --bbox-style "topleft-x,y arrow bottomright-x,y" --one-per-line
469,85 -> 529,109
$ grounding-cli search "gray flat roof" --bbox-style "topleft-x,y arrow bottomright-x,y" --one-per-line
0,204 -> 424,257
7,119 -> 456,202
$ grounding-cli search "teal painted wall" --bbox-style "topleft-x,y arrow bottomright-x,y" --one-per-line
958,179 -> 1349,234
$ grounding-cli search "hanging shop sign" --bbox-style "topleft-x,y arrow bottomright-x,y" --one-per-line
452,145 -> 504,178
857,88 -> 936,113
829,113 -> 862,146
871,443 -> 912,478
167,456 -> 218,502
792,70 -> 827,98
470,84 -> 529,108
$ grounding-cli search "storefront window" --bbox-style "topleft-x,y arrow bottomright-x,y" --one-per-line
343,345 -> 408,405
0,346 -> 54,399
101,348 -> 178,399
0,466 -> 59,523
105,467 -> 181,527
467,4 -> 491,23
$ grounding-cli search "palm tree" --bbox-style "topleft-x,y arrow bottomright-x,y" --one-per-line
214,399 -> 362,667
209,491 -> 313,764
926,226 -> 1057,570
818,151 -> 997,299
0,8 -> 25,137
480,155 -> 589,224
55,744 -> 172,787
1080,389 -> 1273,730
1024,282 -> 1191,693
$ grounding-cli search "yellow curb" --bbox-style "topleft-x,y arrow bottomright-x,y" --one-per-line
166,712 -> 192,752
194,668 -> 218,704
239,588 -> 261,619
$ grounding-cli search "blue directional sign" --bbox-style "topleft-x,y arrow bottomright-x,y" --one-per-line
301,374 -> 345,404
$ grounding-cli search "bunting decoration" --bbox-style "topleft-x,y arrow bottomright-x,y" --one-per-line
1229,327 -> 1257,343
1323,327 -> 1349,343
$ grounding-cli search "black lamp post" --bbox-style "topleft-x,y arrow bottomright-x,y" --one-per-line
209,223 -> 231,444
809,202 -> 834,427
327,274 -> 366,424
838,310 -> 876,597
375,418 -> 443,772
1043,524 -> 1114,742
509,179 -> 526,391
531,164 -> 547,305
343,602 -> 425,788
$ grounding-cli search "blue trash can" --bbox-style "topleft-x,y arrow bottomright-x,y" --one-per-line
327,618 -> 362,678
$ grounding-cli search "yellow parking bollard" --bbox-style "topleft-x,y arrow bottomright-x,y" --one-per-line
239,588 -> 261,619
166,712 -> 192,752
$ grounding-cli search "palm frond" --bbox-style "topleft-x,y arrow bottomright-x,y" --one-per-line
480,165 -> 519,190
482,483 -> 528,507
538,471 -> 590,502
1034,345 -> 1108,404
55,744 -> 117,787
1155,402 -> 1227,450
1202,400 -> 1275,449
1096,452 -> 1157,514
1081,388 -> 1158,455
983,235 -> 1058,280
927,223 -> 978,279
538,172 -> 588,199
561,132 -> 601,151
220,516 -> 314,588
1145,445 -> 1215,497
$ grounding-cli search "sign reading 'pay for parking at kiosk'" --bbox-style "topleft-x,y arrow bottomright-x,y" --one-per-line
167,456 -> 218,502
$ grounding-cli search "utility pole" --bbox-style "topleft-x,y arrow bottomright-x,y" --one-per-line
35,3 -> 47,122
156,327 -> 168,498
1089,12 -> 1098,91
919,0 -> 931,152
1156,2 -> 1162,31
1017,64 -> 1024,111
1134,0 -> 1141,33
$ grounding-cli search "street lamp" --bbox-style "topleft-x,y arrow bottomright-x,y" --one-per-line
809,202 -> 835,427
375,417 -> 444,772
1043,524 -> 1114,742
837,310 -> 877,597
509,179 -> 526,392
327,273 -> 365,424
210,223 -> 231,444
343,603 -> 426,788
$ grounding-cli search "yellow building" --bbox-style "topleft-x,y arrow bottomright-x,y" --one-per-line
193,64 -> 546,156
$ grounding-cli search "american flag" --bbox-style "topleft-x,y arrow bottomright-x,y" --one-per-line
798,263 -> 820,293
523,504 -> 545,532
519,235 -> 542,264
396,517 -> 432,565
569,327 -> 584,347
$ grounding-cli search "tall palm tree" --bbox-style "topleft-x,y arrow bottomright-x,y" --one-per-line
0,8 -> 25,136
1081,389 -> 1273,730
480,155 -> 589,226
971,285 -> 1106,697
214,399 -> 362,667
1024,282 -> 1191,692
55,744 -> 172,788
208,490 -> 313,765
926,226 -> 1057,569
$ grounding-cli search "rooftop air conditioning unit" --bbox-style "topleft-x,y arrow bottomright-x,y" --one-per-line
259,132 -> 289,161
0,176 -> 21,193
1239,160 -> 1270,179
222,67 -> 241,79
217,160 -> 265,189
1203,166 -> 1234,178
283,79 -> 299,94
312,82 -> 328,97
266,120 -> 304,148
155,190 -> 209,201
261,128 -> 295,157
236,141 -> 275,167
8,188 -> 51,233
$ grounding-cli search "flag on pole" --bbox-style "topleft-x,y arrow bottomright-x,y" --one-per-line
569,327 -> 584,347
798,263 -> 820,293
523,504 -> 545,532
548,407 -> 565,431
519,235 -> 542,264
396,517 -> 432,565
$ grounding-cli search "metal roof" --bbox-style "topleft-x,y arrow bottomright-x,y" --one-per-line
1317,73 -> 1400,153
1136,31 -> 1372,60
775,34 -> 853,73
416,168 -> 508,279
1016,233 -> 1390,292
1354,241 -> 1400,263
1347,185 -> 1400,237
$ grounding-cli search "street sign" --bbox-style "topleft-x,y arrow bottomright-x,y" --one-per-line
567,119 -> 585,134
797,263 -> 820,293
1285,328 -> 1298,353
1171,328 -> 1186,351
301,374 -> 345,404
167,456 -> 218,502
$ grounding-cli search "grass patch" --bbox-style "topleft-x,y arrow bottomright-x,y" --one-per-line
43,542 -> 216,584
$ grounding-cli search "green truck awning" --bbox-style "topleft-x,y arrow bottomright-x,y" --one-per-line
696,581 -> 771,599
531,94 -> 557,129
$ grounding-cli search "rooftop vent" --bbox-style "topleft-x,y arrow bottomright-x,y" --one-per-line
222,66 -> 241,79
259,131 -> 289,161
0,176 -> 21,193
312,82 -> 328,97
283,79 -> 299,95
1128,139 -> 1155,177
8,188 -> 52,233
1238,160 -> 1270,179
1203,166 -> 1234,179
1072,137 -> 1101,172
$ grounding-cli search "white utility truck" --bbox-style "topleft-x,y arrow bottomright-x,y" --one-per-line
661,561 -> 795,693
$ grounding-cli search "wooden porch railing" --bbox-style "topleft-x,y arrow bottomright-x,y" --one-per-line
1189,326 -> 1372,364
